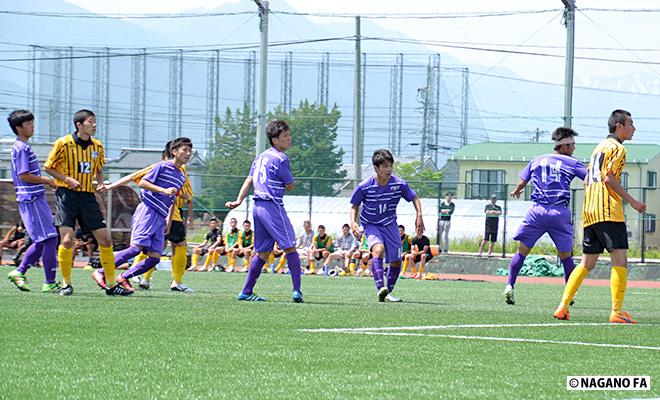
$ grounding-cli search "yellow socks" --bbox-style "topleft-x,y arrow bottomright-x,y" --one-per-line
99,246 -> 116,286
309,261 -> 316,273
276,255 -> 286,272
611,266 -> 627,315
268,253 -> 275,266
211,251 -> 219,268
203,252 -> 213,270
401,258 -> 409,274
561,265 -> 589,308
171,246 -> 187,284
191,253 -> 200,269
130,252 -> 151,281
58,245 -> 73,286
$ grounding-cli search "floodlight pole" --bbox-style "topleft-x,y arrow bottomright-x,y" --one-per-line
254,0 -> 269,156
353,16 -> 363,185
562,0 -> 576,128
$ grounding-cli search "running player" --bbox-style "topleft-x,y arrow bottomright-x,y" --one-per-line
503,127 -> 586,305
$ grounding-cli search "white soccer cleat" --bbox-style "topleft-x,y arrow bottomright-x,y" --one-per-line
503,285 -> 515,305
384,294 -> 401,302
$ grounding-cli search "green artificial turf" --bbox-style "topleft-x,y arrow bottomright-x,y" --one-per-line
0,266 -> 658,399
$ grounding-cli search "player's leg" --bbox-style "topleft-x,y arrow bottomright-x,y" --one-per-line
443,221 -> 451,253
504,242 -> 532,305
416,254 -> 427,279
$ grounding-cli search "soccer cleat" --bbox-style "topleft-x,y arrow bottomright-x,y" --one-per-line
7,270 -> 30,291
106,284 -> 134,296
131,276 -> 142,284
91,270 -> 108,290
83,264 -> 94,271
378,287 -> 389,302
59,285 -> 74,296
41,282 -> 61,293
171,283 -> 194,293
138,279 -> 151,290
292,290 -> 304,303
553,305 -> 570,320
385,293 -> 401,302
609,311 -> 637,324
237,292 -> 267,301
503,285 -> 515,305
116,276 -> 134,292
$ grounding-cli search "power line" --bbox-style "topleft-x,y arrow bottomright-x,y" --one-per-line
0,10 -> 255,19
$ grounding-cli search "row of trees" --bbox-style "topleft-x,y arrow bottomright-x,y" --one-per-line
198,99 -> 443,211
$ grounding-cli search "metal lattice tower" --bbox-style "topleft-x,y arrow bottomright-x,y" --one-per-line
244,51 -> 256,112
27,45 -> 37,111
432,54 -> 441,166
51,48 -> 62,140
361,53 -> 366,143
130,49 -> 147,147
280,51 -> 293,112
63,46 -> 74,133
317,52 -> 329,106
388,53 -> 404,156
206,50 -> 220,150
169,49 -> 183,139
461,67 -> 469,146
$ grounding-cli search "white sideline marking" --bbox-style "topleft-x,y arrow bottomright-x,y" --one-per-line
298,323 -> 660,351
299,322 -> 617,333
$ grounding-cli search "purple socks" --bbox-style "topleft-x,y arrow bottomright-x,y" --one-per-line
121,256 -> 160,280
507,253 -> 526,287
285,252 -> 302,292
241,256 -> 266,295
16,237 -> 58,284
372,257 -> 385,289
560,256 -> 575,284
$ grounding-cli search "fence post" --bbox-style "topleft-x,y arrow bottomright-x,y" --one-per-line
436,182 -> 442,245
501,183 -> 508,258
308,179 -> 313,222
106,189 -> 113,235
641,187 -> 646,263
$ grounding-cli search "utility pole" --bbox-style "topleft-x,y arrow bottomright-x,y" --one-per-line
353,16 -> 362,185
460,67 -> 469,146
254,0 -> 269,156
562,0 -> 576,128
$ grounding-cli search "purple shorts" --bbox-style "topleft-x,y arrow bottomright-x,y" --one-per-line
130,203 -> 166,254
365,222 -> 402,263
514,203 -> 573,252
17,195 -> 58,243
252,199 -> 296,253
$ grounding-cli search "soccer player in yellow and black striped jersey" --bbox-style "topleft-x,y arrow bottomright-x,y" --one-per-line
44,109 -> 131,296
554,109 -> 646,324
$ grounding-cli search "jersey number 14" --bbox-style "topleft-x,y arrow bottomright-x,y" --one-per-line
540,158 -> 562,183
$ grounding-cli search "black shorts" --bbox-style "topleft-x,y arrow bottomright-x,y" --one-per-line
484,229 -> 498,242
55,188 -> 106,232
166,220 -> 186,244
583,222 -> 628,254
199,246 -> 209,256
413,253 -> 433,263
236,249 -> 252,258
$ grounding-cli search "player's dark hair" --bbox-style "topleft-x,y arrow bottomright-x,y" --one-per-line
608,109 -> 631,134
243,220 -> 251,225
73,109 -> 95,132
372,149 -> 394,167
318,225 -> 325,230
398,225 -> 405,230
7,109 -> 34,135
162,140 -> 173,159
445,192 -> 453,197
209,217 -> 218,223
170,137 -> 193,152
266,119 -> 290,146
552,127 -> 578,151
342,223 -> 350,229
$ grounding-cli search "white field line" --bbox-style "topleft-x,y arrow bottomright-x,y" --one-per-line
340,331 -> 660,351
298,322 -> 619,333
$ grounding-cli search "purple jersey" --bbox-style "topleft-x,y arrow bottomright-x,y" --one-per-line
249,147 -> 294,206
11,139 -> 45,202
140,161 -> 186,217
521,154 -> 586,208
350,174 -> 416,226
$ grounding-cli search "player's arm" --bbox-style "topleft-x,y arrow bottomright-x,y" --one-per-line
412,196 -> 425,232
18,172 -> 56,189
95,169 -> 107,193
137,178 -> 177,196
165,203 -> 175,235
510,179 -> 528,199
604,172 -> 646,213
44,167 -> 80,190
105,165 -> 152,190
225,176 -> 253,209
349,204 -> 361,237
185,199 -> 193,229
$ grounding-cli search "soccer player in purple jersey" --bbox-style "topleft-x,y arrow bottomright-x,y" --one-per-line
92,137 -> 191,293
225,119 -> 303,303
503,127 -> 587,305
350,149 -> 424,302
6,110 -> 60,293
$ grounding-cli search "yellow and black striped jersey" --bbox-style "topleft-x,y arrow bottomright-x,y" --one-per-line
44,134 -> 105,193
129,163 -> 192,222
583,136 -> 627,227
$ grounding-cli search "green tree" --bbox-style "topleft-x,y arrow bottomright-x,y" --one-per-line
394,160 -> 443,198
269,100 -> 346,196
201,104 -> 255,210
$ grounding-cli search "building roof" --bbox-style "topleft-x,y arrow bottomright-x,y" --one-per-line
450,142 -> 660,164
104,147 -> 205,171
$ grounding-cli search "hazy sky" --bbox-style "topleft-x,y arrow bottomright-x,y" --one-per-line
65,0 -> 660,84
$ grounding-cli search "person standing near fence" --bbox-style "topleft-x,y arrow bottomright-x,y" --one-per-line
503,127 -> 586,305
478,195 -> 502,257
350,149 -> 425,302
225,119 -> 303,303
437,192 -> 455,254
554,109 -> 646,324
